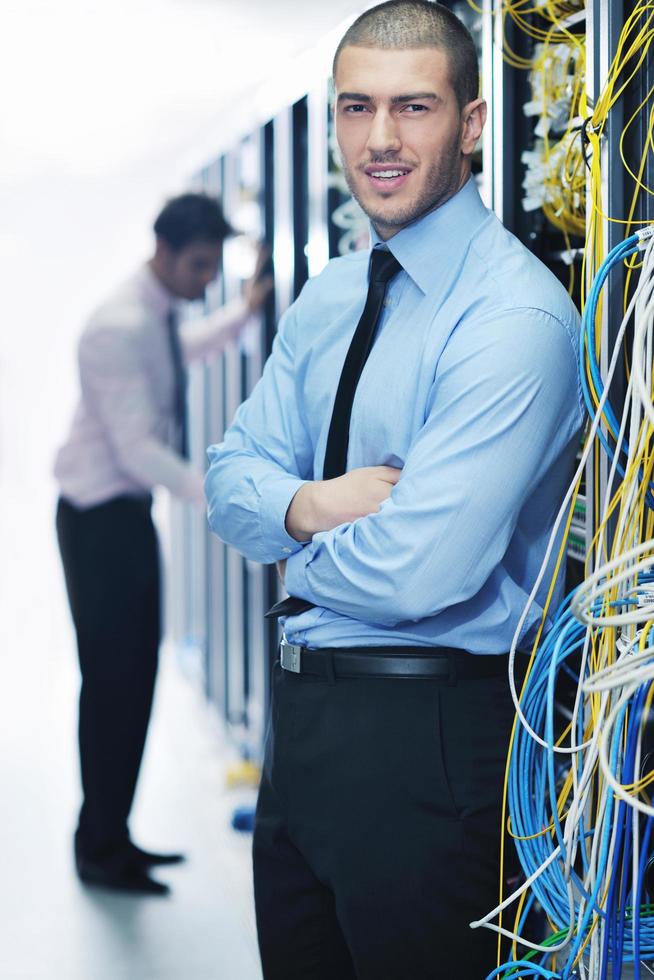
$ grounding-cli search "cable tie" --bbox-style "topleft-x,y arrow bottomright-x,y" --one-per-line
617,632 -> 638,656
636,225 -> 654,250
579,117 -> 601,172
578,117 -> 601,138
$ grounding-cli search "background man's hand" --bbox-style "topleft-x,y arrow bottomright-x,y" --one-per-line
243,243 -> 274,314
285,466 -> 402,542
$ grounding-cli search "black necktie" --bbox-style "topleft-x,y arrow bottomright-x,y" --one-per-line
266,247 -> 403,620
323,248 -> 402,479
165,308 -> 188,458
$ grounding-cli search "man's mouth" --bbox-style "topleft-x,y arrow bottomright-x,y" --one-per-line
363,165 -> 413,192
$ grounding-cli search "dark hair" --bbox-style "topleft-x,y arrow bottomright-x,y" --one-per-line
332,0 -> 479,112
153,193 -> 234,251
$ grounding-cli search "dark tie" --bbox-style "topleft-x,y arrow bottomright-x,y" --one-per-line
165,308 -> 189,458
266,247 -> 403,620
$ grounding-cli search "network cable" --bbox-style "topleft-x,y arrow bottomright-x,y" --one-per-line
459,5 -> 654,976
473,234 -> 654,979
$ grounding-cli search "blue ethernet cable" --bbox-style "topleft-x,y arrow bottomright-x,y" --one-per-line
634,816 -> 654,979
580,233 -> 654,509
600,683 -> 646,979
580,234 -> 640,440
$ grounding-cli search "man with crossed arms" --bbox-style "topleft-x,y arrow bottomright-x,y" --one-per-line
206,2 -> 582,976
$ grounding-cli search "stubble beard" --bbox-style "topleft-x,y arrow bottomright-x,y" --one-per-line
341,134 -> 463,236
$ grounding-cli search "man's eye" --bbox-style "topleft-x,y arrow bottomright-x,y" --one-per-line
403,104 -> 427,113
344,104 -> 369,113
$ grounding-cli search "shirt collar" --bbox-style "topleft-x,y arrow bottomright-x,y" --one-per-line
136,262 -> 177,319
369,177 -> 489,295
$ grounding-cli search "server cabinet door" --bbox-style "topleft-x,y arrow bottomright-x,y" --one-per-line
235,129 -> 268,748
202,161 -> 229,715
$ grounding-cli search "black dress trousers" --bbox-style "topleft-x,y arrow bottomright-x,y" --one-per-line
253,659 -> 517,980
56,495 -> 161,858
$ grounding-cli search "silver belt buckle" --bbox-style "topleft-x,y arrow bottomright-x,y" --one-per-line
280,638 -> 302,673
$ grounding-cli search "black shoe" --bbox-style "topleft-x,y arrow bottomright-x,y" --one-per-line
76,854 -> 171,896
127,841 -> 186,867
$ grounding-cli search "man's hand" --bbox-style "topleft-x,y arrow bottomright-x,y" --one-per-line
285,466 -> 402,542
243,243 -> 274,314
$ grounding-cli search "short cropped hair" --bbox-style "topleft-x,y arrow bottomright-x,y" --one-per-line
333,0 -> 479,112
153,193 -> 234,251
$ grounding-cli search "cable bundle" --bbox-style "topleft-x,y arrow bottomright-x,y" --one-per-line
465,0 -> 586,70
522,38 -> 586,249
466,1 -> 587,292
455,5 -> 654,973
467,0 -> 654,304
474,231 -> 654,979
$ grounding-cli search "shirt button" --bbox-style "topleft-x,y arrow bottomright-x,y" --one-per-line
384,298 -> 392,307
281,547 -> 292,554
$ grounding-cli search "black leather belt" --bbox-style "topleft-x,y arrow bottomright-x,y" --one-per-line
279,639 -> 509,681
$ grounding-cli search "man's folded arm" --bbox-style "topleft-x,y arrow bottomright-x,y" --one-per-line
205,300 -> 314,564
284,309 -> 582,627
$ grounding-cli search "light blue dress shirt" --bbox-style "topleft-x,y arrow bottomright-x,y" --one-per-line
205,178 -> 584,654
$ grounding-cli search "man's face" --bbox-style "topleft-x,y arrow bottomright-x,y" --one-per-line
160,240 -> 222,301
334,45 -> 481,239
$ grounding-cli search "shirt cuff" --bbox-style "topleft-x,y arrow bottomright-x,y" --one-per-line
258,475 -> 309,558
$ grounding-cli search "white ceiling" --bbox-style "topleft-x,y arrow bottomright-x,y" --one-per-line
1,0 -> 372,181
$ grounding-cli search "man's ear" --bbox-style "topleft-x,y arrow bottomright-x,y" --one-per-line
461,98 -> 487,155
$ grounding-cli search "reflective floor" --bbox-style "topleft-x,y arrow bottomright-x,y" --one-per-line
0,481 -> 261,980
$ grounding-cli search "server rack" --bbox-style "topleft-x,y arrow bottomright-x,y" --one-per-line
484,0 -> 653,571
168,91 -> 325,749
261,119 -> 279,722
200,159 -> 229,710
475,0 -> 591,581
167,161 -> 223,686
484,5 -> 654,969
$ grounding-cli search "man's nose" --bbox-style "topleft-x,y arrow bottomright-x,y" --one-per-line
366,109 -> 401,156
